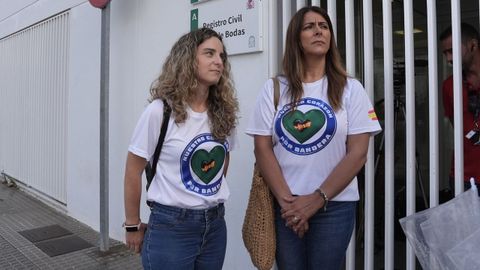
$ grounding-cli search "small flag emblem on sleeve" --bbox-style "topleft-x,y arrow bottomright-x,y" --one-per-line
368,109 -> 378,120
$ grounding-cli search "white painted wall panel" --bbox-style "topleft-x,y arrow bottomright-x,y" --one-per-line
0,12 -> 69,203
0,0 -> 85,38
0,0 -> 102,229
66,2 -> 102,228
108,1 -> 269,269
0,0 -> 38,20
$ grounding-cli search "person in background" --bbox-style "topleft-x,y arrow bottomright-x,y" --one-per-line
440,22 -> 480,190
246,6 -> 381,270
123,27 -> 239,270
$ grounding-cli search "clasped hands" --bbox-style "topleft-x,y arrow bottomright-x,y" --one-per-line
280,193 -> 323,238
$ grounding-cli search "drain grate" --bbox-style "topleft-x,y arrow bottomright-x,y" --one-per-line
18,224 -> 72,243
18,224 -> 93,257
35,235 -> 93,257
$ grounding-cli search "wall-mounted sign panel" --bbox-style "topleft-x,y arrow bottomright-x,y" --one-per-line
191,0 -> 213,4
190,0 -> 262,55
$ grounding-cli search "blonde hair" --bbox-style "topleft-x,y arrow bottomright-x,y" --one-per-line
150,28 -> 239,141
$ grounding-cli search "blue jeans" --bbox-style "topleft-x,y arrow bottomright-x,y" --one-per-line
141,202 -> 227,270
275,200 -> 357,270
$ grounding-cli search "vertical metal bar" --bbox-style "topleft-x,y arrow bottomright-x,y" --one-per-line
451,0 -> 464,196
269,0 -> 278,76
345,0 -> 355,76
40,23 -> 46,188
282,0 -> 292,51
61,14 -> 68,202
382,0 -> 394,269
59,15 -> 66,201
426,0 -> 439,206
47,17 -> 53,194
363,0 -> 374,269
100,3 -> 111,252
327,0 -> 337,38
345,1 -> 356,269
63,13 -> 70,201
19,31 -> 24,182
296,0 -> 306,10
53,17 -> 58,199
403,1 -> 416,269
56,17 -> 62,198
32,27 -> 38,187
312,0 -> 321,7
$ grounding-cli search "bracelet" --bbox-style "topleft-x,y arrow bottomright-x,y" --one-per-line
315,188 -> 329,212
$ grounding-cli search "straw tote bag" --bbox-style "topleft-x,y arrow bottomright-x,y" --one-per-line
242,77 -> 280,270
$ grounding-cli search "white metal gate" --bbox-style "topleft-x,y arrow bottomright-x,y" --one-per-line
271,1 -> 476,269
0,12 -> 70,204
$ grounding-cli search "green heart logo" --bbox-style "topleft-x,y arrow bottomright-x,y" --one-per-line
191,146 -> 225,184
282,109 -> 325,143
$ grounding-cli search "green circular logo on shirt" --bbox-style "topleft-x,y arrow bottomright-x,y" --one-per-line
180,133 -> 229,196
191,146 -> 225,184
282,109 -> 326,143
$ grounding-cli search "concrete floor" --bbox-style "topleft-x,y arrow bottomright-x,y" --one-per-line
0,176 -> 142,270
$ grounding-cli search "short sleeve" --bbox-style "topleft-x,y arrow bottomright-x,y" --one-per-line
345,79 -> 382,136
245,79 -> 276,136
128,99 -> 165,161
226,128 -> 238,151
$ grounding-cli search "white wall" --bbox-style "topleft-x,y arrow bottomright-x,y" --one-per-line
109,0 -> 169,242
0,0 -> 38,19
0,0 -> 85,38
66,2 -> 102,229
1,0 -> 270,268
0,0 -> 103,226
108,1 -> 270,269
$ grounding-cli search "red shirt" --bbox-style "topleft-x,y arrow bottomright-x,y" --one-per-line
442,75 -> 480,183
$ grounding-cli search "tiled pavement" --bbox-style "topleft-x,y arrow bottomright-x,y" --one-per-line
0,174 -> 142,270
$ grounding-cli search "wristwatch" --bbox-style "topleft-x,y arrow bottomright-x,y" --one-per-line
123,221 -> 141,232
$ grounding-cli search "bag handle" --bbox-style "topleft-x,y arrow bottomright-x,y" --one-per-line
145,99 -> 171,191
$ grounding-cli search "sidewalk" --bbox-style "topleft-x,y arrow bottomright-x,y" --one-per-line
0,175 -> 142,270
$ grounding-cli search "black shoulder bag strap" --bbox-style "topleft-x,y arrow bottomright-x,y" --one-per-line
145,99 -> 171,192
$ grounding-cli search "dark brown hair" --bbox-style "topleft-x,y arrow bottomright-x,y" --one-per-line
439,22 -> 480,44
283,6 -> 347,111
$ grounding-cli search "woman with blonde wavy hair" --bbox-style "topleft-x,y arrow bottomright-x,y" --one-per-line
123,27 -> 238,270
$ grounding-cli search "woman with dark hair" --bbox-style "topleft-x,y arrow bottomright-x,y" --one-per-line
123,28 -> 238,270
246,6 -> 381,269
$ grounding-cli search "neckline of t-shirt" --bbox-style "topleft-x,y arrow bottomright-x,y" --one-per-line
187,106 -> 208,118
302,76 -> 326,87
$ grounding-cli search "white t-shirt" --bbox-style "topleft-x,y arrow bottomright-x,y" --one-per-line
246,76 -> 382,201
129,99 -> 236,209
